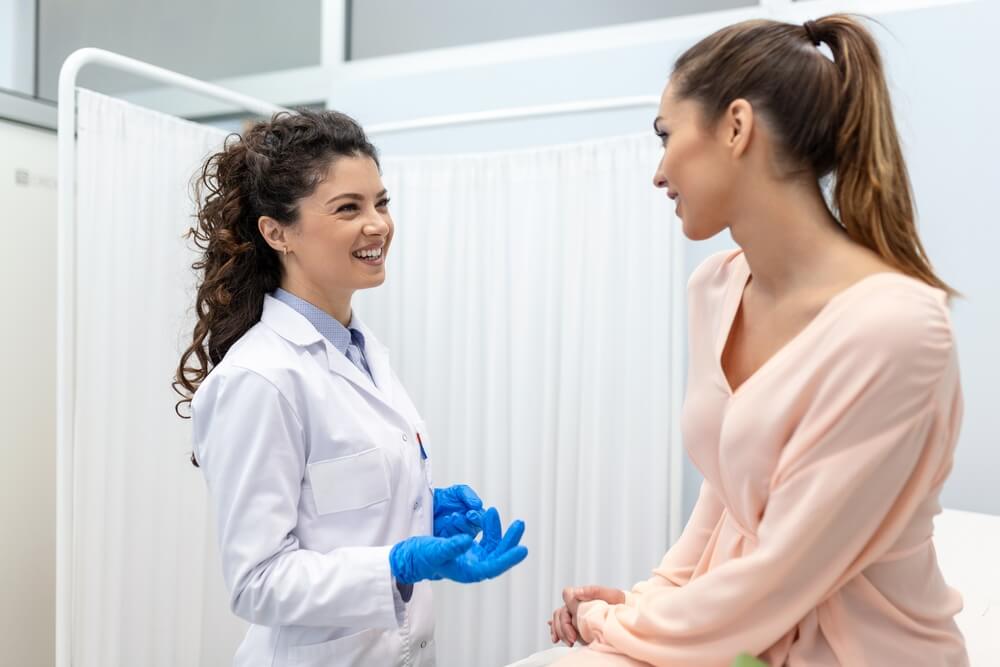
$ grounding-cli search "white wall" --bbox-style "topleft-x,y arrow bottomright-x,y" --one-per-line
349,0 -> 753,59
0,119 -> 57,667
329,0 -> 1000,519
36,0 -> 321,100
884,4 -> 1000,515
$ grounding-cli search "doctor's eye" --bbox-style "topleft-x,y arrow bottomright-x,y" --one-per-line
376,197 -> 391,210
336,203 -> 360,214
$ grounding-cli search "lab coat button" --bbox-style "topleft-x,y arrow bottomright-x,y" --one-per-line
402,433 -> 408,442
420,641 -> 428,649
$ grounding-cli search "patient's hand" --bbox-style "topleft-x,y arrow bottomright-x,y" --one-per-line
548,585 -> 626,647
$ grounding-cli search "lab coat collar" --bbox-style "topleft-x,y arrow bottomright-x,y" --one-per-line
261,295 -> 395,407
261,295 -> 325,346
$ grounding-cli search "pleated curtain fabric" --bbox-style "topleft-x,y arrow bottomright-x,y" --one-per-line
73,89 -> 237,666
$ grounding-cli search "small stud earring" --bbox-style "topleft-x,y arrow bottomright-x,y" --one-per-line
282,246 -> 288,256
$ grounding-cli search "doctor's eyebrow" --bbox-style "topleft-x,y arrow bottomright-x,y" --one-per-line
325,190 -> 389,206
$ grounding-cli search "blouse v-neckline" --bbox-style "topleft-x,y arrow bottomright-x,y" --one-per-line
716,253 -> 908,398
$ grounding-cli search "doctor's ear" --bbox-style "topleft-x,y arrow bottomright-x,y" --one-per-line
258,216 -> 290,254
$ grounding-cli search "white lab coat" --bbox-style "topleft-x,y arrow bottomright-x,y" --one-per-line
192,295 -> 436,667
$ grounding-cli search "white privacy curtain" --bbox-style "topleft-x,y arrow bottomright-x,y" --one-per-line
71,89 -> 242,666
356,135 -> 684,666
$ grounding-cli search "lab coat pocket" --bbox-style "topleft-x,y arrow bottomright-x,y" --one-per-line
287,628 -> 385,666
307,448 -> 390,515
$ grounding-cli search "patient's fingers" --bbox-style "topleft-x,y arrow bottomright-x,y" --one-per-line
562,586 -> 575,606
551,610 -> 565,644
559,606 -> 577,646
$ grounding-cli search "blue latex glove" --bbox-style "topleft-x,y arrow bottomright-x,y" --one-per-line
389,534 -> 476,585
433,484 -> 485,538
390,507 -> 528,584
465,507 -> 525,565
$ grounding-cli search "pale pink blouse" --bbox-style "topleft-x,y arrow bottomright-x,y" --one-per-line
556,249 -> 968,666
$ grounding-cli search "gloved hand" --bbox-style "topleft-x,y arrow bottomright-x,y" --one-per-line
433,484 -> 485,538
462,506 -> 525,570
390,507 -> 528,584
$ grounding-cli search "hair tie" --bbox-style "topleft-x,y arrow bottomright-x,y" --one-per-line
803,20 -> 822,46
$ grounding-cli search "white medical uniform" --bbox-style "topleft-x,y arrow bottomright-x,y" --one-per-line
192,295 -> 436,667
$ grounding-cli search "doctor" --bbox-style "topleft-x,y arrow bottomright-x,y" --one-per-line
173,109 -> 528,667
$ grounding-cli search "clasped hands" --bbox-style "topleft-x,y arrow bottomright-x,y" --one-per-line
548,585 -> 626,647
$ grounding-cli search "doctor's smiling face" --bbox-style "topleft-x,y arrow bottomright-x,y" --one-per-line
176,110 -> 385,420
259,154 -> 393,322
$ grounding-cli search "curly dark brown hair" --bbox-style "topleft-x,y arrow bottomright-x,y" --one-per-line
173,109 -> 380,435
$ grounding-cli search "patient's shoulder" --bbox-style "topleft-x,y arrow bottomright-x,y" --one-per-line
687,248 -> 744,294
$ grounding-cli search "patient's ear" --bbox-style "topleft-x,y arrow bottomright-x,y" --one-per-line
720,98 -> 755,160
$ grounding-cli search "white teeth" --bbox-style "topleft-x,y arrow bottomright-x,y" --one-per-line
354,248 -> 382,260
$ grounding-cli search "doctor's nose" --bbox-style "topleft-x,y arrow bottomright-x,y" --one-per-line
363,213 -> 390,237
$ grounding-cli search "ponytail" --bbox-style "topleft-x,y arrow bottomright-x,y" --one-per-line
816,15 -> 955,295
172,139 -> 282,420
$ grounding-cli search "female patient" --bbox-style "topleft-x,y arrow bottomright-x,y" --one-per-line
548,14 -> 968,666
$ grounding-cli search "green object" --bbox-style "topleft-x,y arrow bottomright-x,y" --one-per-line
730,654 -> 768,667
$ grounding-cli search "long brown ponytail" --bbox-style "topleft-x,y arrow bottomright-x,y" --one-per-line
673,14 -> 955,296
173,110 -> 380,422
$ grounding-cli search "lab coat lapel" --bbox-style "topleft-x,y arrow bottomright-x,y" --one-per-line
348,313 -> 394,406
362,341 -> 394,405
323,338 -> 394,409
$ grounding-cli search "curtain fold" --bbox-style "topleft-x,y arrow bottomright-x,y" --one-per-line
73,89 -> 235,666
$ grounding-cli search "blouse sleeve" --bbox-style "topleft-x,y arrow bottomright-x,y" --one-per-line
625,481 -> 724,604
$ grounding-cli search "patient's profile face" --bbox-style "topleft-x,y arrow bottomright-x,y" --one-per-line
651,82 -> 740,242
